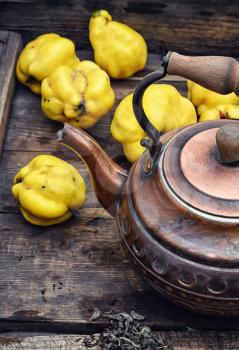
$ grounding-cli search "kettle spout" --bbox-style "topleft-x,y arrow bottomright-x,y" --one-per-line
56,124 -> 128,216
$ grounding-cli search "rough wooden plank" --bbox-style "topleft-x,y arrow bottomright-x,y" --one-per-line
1,331 -> 239,349
0,209 -> 190,330
0,0 -> 239,55
0,31 -> 21,154
0,334 -> 99,350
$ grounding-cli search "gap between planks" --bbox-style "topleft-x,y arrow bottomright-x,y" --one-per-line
0,31 -> 21,154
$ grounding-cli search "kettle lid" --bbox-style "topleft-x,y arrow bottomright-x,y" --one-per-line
161,120 -> 239,223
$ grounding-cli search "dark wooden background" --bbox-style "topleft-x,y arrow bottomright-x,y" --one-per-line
0,0 -> 239,55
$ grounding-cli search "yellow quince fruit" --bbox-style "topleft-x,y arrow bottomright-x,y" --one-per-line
12,155 -> 86,226
16,33 -> 80,94
41,60 -> 115,128
111,84 -> 197,163
199,104 -> 239,122
188,80 -> 239,121
89,10 -> 147,78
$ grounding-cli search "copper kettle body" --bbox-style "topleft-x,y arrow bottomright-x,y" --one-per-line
57,52 -> 239,316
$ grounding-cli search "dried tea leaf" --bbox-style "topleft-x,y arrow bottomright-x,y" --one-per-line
103,313 -> 123,321
83,335 -> 98,347
89,307 -> 101,322
85,309 -> 172,349
140,326 -> 151,337
130,310 -> 145,321
119,312 -> 134,322
119,336 -> 140,348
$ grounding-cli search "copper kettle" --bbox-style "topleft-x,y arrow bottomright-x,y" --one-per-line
57,52 -> 239,316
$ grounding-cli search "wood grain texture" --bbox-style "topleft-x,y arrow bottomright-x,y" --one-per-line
0,0 -> 239,55
1,49 -> 239,332
167,52 -> 239,95
0,31 -> 21,154
1,331 -> 239,349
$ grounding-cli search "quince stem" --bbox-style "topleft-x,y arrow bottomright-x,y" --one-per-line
92,10 -> 101,17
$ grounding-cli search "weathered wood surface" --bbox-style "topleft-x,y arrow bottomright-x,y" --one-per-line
1,331 -> 239,350
0,0 -> 239,56
0,31 -> 21,154
1,46 -> 239,333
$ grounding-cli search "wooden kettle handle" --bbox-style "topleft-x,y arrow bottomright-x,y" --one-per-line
167,52 -> 239,96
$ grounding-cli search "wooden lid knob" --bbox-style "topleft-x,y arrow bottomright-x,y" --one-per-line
216,123 -> 239,164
